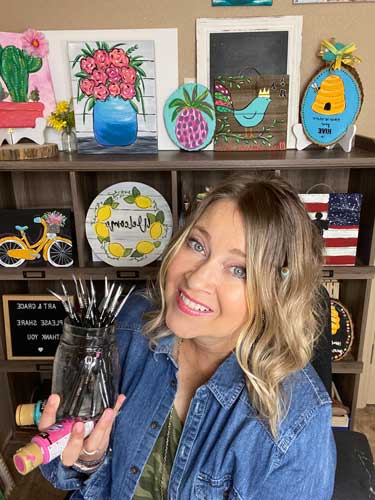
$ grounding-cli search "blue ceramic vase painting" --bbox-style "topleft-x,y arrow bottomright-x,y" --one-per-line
163,83 -> 216,151
68,40 -> 157,154
93,97 -> 137,146
301,68 -> 363,146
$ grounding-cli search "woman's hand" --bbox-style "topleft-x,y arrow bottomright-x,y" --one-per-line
38,393 -> 126,466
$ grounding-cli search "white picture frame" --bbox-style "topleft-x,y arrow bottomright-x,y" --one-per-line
196,16 -> 303,149
43,28 -> 178,150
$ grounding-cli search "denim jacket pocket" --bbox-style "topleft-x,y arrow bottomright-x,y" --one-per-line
194,472 -> 240,500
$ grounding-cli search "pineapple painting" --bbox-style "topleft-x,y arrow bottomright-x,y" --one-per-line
164,83 -> 216,151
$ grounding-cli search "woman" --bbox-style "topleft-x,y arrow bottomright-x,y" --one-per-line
40,175 -> 336,499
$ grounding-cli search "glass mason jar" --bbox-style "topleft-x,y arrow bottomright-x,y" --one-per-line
52,320 -> 119,421
61,128 -> 77,153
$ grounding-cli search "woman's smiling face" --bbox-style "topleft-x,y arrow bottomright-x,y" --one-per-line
165,199 -> 249,345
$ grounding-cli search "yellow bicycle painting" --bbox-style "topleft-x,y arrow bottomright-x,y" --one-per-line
0,211 -> 73,268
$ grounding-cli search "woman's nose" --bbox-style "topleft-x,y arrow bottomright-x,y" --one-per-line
184,259 -> 216,292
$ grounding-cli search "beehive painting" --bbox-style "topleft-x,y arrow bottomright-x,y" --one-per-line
301,67 -> 363,146
311,75 -> 345,115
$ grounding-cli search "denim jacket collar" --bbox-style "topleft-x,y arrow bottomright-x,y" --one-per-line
153,334 -> 246,410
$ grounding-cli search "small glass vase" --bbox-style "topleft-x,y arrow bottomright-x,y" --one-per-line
61,128 -> 77,153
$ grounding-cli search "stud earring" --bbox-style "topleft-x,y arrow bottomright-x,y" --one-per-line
280,267 -> 289,279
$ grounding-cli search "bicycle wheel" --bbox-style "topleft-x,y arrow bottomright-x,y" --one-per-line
47,240 -> 73,267
0,239 -> 26,267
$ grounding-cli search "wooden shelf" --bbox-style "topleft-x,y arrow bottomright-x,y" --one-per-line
0,360 -> 53,373
0,264 -> 372,281
0,357 -> 363,374
0,265 -> 159,281
322,266 -> 375,280
0,136 -> 375,171
332,355 -> 363,374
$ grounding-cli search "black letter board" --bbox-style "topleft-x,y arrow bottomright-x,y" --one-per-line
2,295 -> 70,360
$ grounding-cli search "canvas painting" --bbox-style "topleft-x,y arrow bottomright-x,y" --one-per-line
213,0 -> 272,5
0,209 -> 73,268
68,40 -> 157,154
0,30 -> 56,129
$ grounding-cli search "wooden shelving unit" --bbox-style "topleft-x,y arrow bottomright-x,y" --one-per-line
1,135 -> 375,448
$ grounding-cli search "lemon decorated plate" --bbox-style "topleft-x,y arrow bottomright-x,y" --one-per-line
85,182 -> 173,267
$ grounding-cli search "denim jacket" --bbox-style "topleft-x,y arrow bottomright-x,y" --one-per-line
41,290 -> 336,499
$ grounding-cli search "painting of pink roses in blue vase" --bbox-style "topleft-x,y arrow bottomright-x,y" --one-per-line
68,40 -> 157,154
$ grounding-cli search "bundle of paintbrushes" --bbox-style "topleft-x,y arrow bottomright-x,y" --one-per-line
48,276 -> 135,328
49,277 -> 135,421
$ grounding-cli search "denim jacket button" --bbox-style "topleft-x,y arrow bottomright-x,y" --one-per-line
151,421 -> 159,429
223,490 -> 230,498
130,466 -> 139,475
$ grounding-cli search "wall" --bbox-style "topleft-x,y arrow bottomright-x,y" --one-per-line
1,0 -> 374,138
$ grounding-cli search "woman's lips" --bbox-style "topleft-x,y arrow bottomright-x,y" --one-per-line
176,289 -> 213,317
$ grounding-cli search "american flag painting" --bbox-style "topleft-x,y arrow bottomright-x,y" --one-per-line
299,193 -> 363,266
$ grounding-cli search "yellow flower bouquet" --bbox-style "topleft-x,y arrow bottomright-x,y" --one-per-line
48,99 -> 76,152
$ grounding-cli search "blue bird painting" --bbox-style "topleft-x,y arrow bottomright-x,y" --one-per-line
214,81 -> 271,128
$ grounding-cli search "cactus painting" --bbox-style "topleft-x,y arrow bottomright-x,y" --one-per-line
0,30 -> 56,129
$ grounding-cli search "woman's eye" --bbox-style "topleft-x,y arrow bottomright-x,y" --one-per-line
188,238 -> 205,254
230,266 -> 246,279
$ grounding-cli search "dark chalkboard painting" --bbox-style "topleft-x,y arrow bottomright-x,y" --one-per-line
3,295 -> 70,360
210,31 -> 288,92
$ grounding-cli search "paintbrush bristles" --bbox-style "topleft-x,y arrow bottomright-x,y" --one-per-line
49,276 -> 135,328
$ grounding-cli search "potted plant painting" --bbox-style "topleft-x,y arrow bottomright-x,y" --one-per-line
73,42 -> 147,147
0,29 -> 47,128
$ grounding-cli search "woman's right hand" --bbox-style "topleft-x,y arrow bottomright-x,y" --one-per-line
38,393 -> 126,466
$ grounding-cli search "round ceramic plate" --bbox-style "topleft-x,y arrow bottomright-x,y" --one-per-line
164,83 -> 216,151
301,67 -> 363,147
85,182 -> 173,267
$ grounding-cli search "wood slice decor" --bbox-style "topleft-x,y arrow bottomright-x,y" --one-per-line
0,143 -> 58,161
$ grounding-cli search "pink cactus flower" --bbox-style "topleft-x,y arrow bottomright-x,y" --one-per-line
109,48 -> 129,68
92,69 -> 108,85
108,83 -> 121,96
80,78 -> 95,96
93,49 -> 110,69
106,65 -> 122,83
93,84 -> 109,101
80,56 -> 96,75
120,83 -> 136,100
21,29 -> 49,58
120,66 -> 136,85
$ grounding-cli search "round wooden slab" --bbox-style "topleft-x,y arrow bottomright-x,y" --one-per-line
0,143 -> 58,161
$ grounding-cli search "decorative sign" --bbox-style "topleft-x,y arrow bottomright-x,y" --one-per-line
3,295 -> 70,360
0,209 -> 73,268
299,193 -> 362,266
164,83 -> 215,151
301,40 -> 363,147
301,68 -> 362,146
214,74 -> 288,151
331,299 -> 354,361
85,182 -> 173,267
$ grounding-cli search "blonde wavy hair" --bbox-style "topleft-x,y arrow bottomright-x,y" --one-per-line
143,174 -> 324,437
